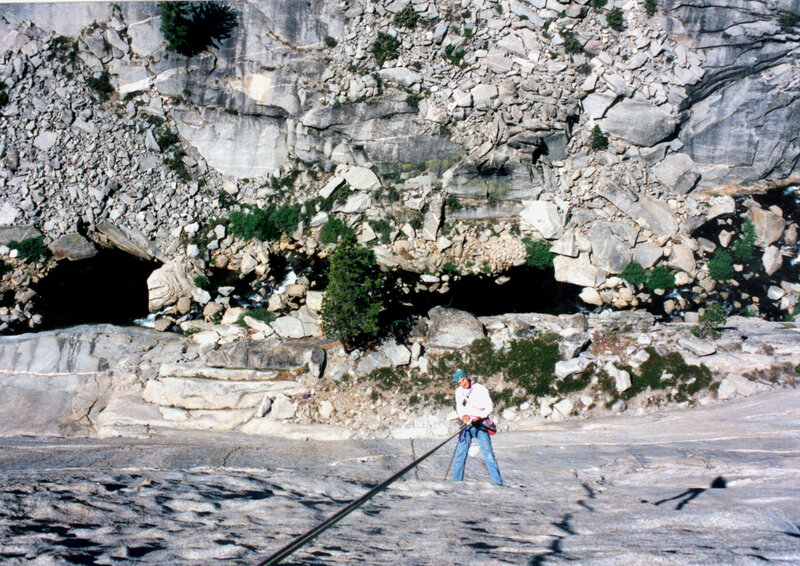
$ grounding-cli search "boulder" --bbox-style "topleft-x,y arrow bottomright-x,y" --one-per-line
143,377 -> 303,410
427,306 -> 485,349
47,233 -> 97,261
633,242 -> 663,269
652,153 -> 700,194
271,316 -> 307,338
762,245 -> 783,276
555,356 -> 593,379
205,338 -> 326,371
0,225 -> 42,246
601,183 -> 678,237
343,166 -> 381,191
520,201 -> 563,239
147,261 -> 198,311
598,100 -> 677,147
749,208 -> 785,248
554,254 -> 599,287
588,223 -> 632,274
667,244 -> 696,274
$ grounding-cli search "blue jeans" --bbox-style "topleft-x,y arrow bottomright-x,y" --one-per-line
452,425 -> 502,485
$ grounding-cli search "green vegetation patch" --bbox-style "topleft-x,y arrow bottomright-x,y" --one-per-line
646,266 -> 675,290
159,1 -> 237,57
8,237 -> 48,262
320,217 -> 354,244
621,261 -> 648,287
708,249 -> 734,282
691,302 -> 727,339
320,235 -> 384,345
87,71 -> 113,101
393,4 -> 418,28
589,125 -> 608,150
372,31 -> 400,66
731,219 -> 756,262
644,0 -> 658,16
228,203 -> 301,242
624,347 -> 713,402
606,7 -> 624,31
522,238 -> 554,270
236,308 -> 276,328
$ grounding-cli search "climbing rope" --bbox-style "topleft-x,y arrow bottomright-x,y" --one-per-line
255,425 -> 465,566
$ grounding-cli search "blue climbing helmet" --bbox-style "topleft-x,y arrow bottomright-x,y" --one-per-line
453,369 -> 468,382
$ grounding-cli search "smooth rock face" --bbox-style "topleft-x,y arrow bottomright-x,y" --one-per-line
1,390 -> 798,563
47,233 -> 97,261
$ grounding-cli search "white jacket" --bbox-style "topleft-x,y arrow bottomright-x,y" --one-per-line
455,382 -> 494,420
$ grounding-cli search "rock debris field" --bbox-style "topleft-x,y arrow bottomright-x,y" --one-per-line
0,388 -> 798,565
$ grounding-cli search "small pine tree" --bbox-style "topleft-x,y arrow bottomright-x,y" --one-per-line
159,2 -> 237,57
522,238 -> 554,270
691,302 -> 727,339
708,249 -> 734,281
621,261 -> 648,287
644,0 -> 658,16
321,235 -> 384,346
606,7 -> 624,31
589,125 -> 608,150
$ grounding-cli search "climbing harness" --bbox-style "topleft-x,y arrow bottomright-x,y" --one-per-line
255,425 -> 465,566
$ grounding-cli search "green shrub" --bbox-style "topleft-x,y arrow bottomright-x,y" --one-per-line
731,220 -> 756,262
405,93 -> 422,110
443,44 -> 467,67
708,249 -> 734,281
193,275 -> 210,289
320,217 -> 354,244
164,149 -> 190,182
442,262 -> 461,275
393,4 -> 418,28
372,32 -> 400,66
592,0 -> 607,9
625,347 -> 712,401
324,36 -> 337,48
8,237 -> 48,262
644,0 -> 657,16
506,336 -> 561,397
559,28 -> 584,54
370,219 -> 393,243
159,1 -> 237,57
157,129 -> 180,149
606,7 -> 624,31
228,203 -> 300,241
522,237 -> 554,270
779,12 -> 800,26
646,266 -> 675,290
589,125 -> 608,150
87,71 -> 113,101
621,261 -> 648,287
691,302 -> 727,339
237,308 -> 276,328
320,235 -> 384,345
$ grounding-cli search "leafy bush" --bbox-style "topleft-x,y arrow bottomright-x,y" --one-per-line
324,36 -> 337,48
621,261 -> 648,287
157,130 -> 180,149
193,275 -> 210,289
559,29 -> 583,54
320,235 -> 384,345
164,149 -> 190,182
731,220 -> 756,262
320,217 -> 354,244
370,219 -> 393,243
443,44 -> 467,66
779,12 -> 800,26
625,347 -> 712,401
237,308 -> 276,328
432,335 -> 561,401
228,203 -> 300,241
644,0 -> 657,16
589,125 -> 608,150
159,1 -> 237,57
646,266 -> 675,290
606,7 -> 624,31
592,0 -> 607,9
691,303 -> 727,339
405,93 -> 422,110
372,32 -> 400,66
393,4 -> 418,28
8,237 -> 49,262
522,238 -> 554,270
87,71 -> 113,101
708,249 -> 734,281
